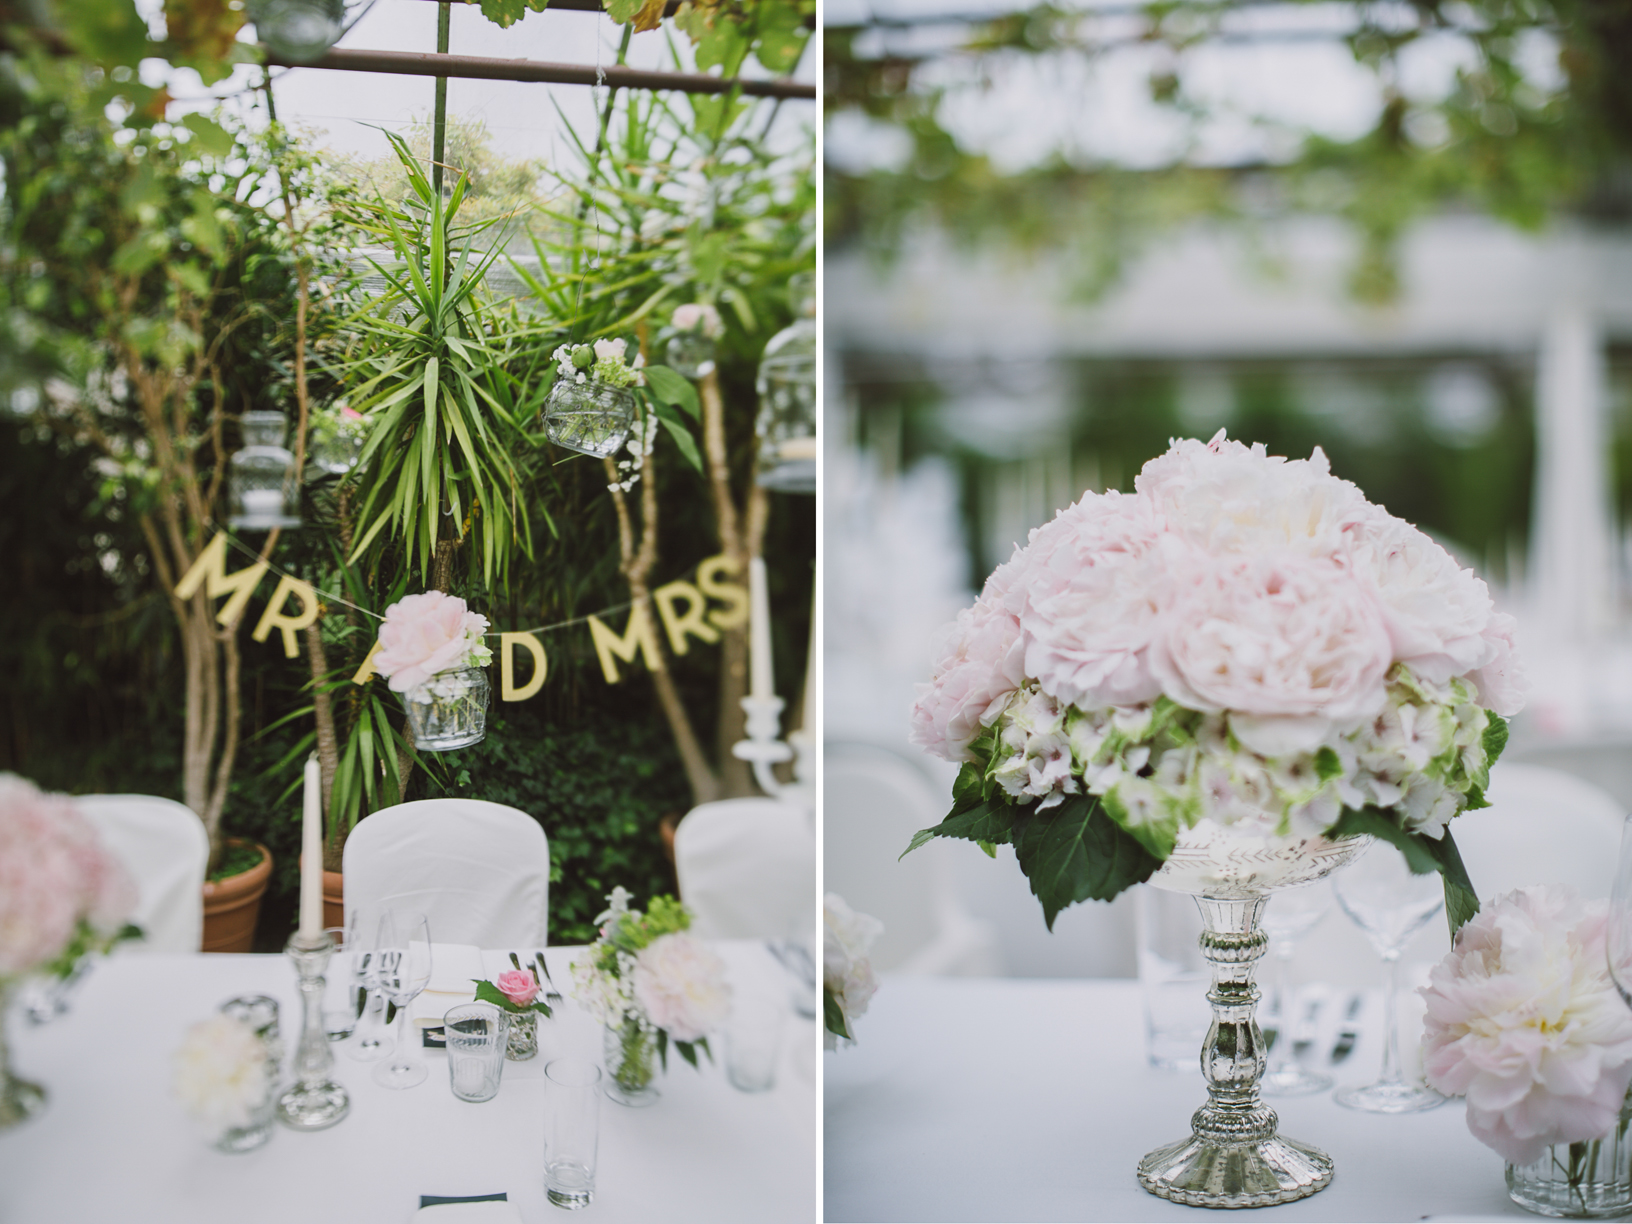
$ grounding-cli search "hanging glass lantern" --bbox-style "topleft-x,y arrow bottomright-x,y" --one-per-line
307,405 -> 368,476
229,412 -> 302,530
754,273 -> 816,495
664,304 -> 721,380
248,0 -> 375,64
543,380 -> 638,459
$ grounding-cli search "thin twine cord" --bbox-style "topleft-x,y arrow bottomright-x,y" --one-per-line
208,523 -> 685,639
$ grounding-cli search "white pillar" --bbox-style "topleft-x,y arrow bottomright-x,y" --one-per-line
1530,303 -> 1616,639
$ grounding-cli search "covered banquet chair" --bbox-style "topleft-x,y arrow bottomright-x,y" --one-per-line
342,798 -> 549,948
673,796 -> 816,941
74,794 -> 209,955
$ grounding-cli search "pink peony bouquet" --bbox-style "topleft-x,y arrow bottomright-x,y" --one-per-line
824,893 -> 882,1050
373,591 -> 492,694
909,432 -> 1526,927
0,774 -> 139,981
571,888 -> 730,1069
1421,886 -> 1632,1166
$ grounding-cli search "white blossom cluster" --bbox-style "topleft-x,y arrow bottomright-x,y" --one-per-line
551,338 -> 645,389
987,665 -> 1493,844
606,410 -> 659,495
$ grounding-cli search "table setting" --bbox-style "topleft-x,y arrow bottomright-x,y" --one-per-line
0,785 -> 816,1224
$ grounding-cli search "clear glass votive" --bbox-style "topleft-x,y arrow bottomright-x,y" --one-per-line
544,1059 -> 602,1210
321,927 -> 358,1042
445,1003 -> 509,1104
726,991 -> 784,1093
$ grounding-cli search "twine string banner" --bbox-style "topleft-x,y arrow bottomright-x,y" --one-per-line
178,529 -> 748,700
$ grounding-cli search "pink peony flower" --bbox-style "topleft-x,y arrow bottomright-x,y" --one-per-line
671,303 -> 721,338
1421,886 -> 1632,1166
630,931 -> 730,1042
0,774 -> 137,978
1350,511 -> 1498,685
1006,490 -> 1168,710
1467,612 -> 1530,718
1147,549 -> 1392,754
824,893 -> 883,1048
373,591 -> 489,693
495,969 -> 540,1008
910,554 -> 1028,761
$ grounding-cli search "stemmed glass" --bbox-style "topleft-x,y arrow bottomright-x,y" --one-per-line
1259,879 -> 1334,1096
369,910 -> 432,1089
1332,842 -> 1446,1113
345,906 -> 389,1062
1607,814 -> 1632,1010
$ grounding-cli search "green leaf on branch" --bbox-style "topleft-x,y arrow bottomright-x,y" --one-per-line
180,114 -> 235,158
1012,794 -> 1163,929
824,987 -> 850,1040
976,840 -> 997,858
1328,806 -> 1439,874
901,793 -> 1017,859
477,0 -> 550,28
1483,712 -> 1510,767
651,401 -> 702,471
1422,827 -> 1481,940
643,364 -> 700,417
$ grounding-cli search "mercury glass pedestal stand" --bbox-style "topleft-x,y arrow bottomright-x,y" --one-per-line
1136,824 -> 1366,1209
277,931 -> 350,1131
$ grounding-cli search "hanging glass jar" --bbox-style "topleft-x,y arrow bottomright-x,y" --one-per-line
543,379 -> 637,459
754,273 -> 816,495
401,666 -> 489,752
229,411 -> 302,531
664,304 -> 721,380
307,404 -> 368,476
247,0 -> 375,63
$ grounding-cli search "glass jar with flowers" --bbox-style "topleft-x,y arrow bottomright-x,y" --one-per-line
372,592 -> 493,751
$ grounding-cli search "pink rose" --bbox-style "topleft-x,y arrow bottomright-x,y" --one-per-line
1422,887 -> 1632,1165
495,969 -> 540,1008
1147,549 -> 1392,755
373,591 -> 488,693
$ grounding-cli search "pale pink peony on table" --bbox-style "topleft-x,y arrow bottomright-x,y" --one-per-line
373,591 -> 490,693
630,932 -> 731,1043
1421,886 -> 1632,1166
824,893 -> 883,1050
0,773 -> 136,979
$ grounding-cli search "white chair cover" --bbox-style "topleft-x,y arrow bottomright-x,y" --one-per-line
342,799 -> 549,948
823,741 -> 1003,975
673,797 -> 816,941
74,794 -> 208,955
1452,760 -> 1626,901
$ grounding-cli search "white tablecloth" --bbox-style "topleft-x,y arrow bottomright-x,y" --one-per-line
824,976 -> 1555,1223
0,943 -> 815,1224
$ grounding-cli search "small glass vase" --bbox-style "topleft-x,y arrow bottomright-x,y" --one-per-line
0,982 -> 46,1131
603,1017 -> 660,1107
401,666 -> 488,752
506,1011 -> 538,1061
664,329 -> 716,380
1507,1091 -> 1632,1219
215,995 -> 281,1153
543,379 -> 636,459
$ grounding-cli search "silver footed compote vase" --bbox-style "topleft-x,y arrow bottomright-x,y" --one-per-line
1136,818 -> 1368,1209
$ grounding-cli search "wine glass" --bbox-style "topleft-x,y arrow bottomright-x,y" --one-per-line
1259,879 -> 1334,1096
1332,842 -> 1446,1113
369,910 -> 432,1089
344,906 -> 389,1063
1607,814 -> 1632,1009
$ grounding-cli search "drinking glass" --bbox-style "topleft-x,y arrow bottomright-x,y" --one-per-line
344,907 -> 389,1062
321,926 -> 357,1042
1260,880 -> 1333,1096
369,910 -> 432,1089
726,990 -> 785,1093
1332,843 -> 1446,1112
1607,814 -> 1632,1010
444,1003 -> 509,1103
544,1059 -> 602,1210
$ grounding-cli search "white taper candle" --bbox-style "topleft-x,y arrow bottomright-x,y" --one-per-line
749,556 -> 774,700
298,753 -> 323,939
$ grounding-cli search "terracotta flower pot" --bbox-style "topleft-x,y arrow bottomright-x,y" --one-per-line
323,868 -> 343,932
201,841 -> 272,954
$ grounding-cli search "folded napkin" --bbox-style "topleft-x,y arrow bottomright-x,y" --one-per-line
410,942 -> 485,1025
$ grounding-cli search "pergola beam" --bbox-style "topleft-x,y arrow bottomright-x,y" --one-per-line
262,45 -> 815,99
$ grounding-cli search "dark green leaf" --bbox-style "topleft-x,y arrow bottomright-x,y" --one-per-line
1422,827 -> 1481,940
1328,807 -> 1439,875
901,794 -> 1017,859
1012,795 -> 1163,929
674,1039 -> 699,1070
1483,712 -> 1510,767
643,364 -> 701,416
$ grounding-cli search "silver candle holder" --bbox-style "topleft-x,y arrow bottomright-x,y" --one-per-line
276,930 -> 350,1131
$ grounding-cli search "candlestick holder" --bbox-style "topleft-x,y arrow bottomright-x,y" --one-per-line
733,695 -> 797,799
277,930 -> 350,1131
